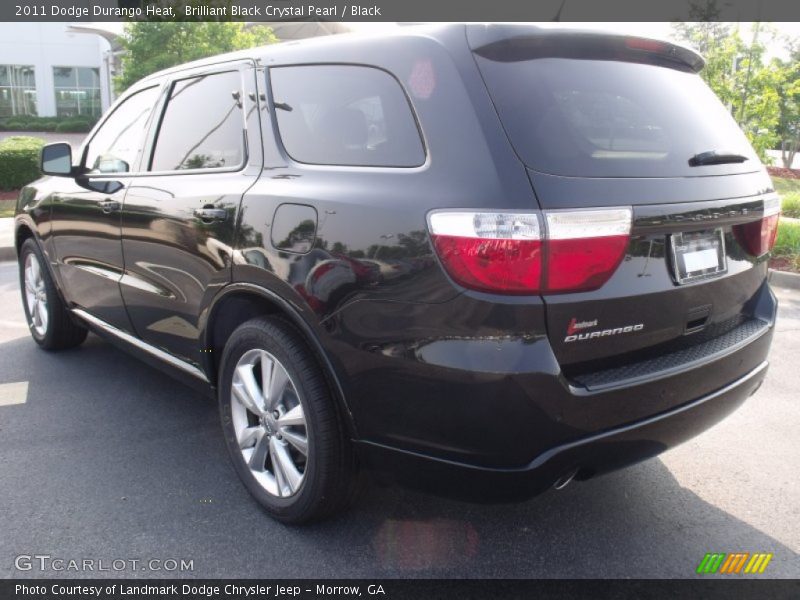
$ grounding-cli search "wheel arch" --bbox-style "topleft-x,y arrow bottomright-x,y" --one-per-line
202,283 -> 358,439
15,222 -> 35,255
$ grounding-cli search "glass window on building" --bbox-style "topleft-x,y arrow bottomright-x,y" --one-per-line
0,65 -> 37,117
53,66 -> 101,118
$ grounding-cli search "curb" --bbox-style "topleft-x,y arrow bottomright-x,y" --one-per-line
0,247 -> 15,262
769,269 -> 800,290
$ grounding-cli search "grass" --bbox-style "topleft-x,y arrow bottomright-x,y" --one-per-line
0,199 -> 14,218
772,177 -> 800,218
775,218 -> 800,251
773,176 -> 800,195
780,193 -> 800,219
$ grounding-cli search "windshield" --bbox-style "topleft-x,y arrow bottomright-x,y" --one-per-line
475,56 -> 759,178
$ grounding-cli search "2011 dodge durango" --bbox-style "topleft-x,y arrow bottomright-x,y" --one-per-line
15,24 -> 778,522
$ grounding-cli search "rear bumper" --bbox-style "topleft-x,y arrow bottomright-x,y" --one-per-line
356,360 -> 769,501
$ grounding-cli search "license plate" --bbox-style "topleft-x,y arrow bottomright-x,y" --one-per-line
670,229 -> 727,284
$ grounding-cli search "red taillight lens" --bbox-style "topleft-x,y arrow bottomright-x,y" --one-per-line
431,237 -> 543,294
545,209 -> 632,293
429,212 -> 543,294
428,208 -> 631,295
733,195 -> 780,257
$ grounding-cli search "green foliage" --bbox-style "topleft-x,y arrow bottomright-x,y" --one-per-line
0,136 -> 45,191
0,115 -> 97,132
772,51 -> 800,168
54,118 -> 93,133
671,20 -> 782,162
116,11 -> 278,92
774,219 -> 800,256
773,176 -> 800,194
780,193 -> 800,218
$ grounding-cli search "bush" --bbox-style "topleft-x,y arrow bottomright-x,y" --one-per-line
0,115 -> 97,132
0,136 -> 45,191
55,118 -> 93,133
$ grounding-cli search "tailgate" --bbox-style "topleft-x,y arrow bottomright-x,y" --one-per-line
532,172 -> 776,378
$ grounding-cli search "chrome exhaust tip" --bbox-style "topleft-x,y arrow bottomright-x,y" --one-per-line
553,469 -> 579,490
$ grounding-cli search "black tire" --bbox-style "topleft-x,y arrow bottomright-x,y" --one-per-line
18,238 -> 88,351
218,315 -> 358,523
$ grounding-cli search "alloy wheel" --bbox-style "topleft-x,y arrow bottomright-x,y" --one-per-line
24,253 -> 48,337
230,348 -> 309,498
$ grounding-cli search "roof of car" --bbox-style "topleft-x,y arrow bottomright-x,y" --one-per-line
134,23 -> 702,88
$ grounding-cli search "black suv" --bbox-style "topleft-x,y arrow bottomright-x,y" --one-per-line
15,25 -> 778,523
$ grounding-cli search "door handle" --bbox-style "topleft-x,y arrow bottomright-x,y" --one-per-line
100,199 -> 121,214
194,207 -> 227,222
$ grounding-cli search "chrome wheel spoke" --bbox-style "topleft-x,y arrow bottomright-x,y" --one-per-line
238,425 -> 263,449
276,403 -> 305,428
265,354 -> 289,409
271,438 -> 302,494
248,428 -> 270,472
232,364 -> 264,416
280,429 -> 308,456
270,441 -> 288,496
29,258 -> 40,283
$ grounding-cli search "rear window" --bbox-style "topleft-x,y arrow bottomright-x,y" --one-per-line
269,65 -> 425,167
475,56 -> 758,178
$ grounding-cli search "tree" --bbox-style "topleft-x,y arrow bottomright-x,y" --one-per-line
772,44 -> 800,168
116,19 -> 277,93
671,21 -> 780,162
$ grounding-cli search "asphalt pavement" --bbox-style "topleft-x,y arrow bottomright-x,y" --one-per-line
0,259 -> 798,579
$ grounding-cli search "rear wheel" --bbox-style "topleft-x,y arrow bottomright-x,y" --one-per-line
219,316 -> 357,523
18,238 -> 87,350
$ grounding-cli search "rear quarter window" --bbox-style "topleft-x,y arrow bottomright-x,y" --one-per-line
269,65 -> 425,168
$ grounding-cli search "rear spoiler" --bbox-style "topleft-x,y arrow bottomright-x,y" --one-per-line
467,25 -> 705,73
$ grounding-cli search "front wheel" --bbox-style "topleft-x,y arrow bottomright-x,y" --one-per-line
18,238 -> 87,350
219,316 -> 358,523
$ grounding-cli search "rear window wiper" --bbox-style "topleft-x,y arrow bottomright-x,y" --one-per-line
688,150 -> 749,167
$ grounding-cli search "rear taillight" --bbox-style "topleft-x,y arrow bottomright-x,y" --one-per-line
428,208 -> 631,295
733,195 -> 781,258
428,212 -> 543,294
545,209 -> 632,293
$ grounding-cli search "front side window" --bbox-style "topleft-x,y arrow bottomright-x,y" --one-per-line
53,66 -> 102,118
149,71 -> 245,172
84,86 -> 160,174
0,65 -> 37,117
269,65 -> 425,167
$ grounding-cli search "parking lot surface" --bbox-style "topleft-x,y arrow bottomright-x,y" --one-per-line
0,260 -> 798,578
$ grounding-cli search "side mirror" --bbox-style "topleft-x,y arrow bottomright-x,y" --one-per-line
41,143 -> 73,176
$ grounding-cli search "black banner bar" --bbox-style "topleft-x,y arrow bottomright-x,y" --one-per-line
3,579 -> 800,600
5,0 -> 800,22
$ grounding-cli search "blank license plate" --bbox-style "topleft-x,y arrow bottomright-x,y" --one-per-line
671,229 -> 727,284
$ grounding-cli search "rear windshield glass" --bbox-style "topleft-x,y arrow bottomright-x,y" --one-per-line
475,56 -> 758,177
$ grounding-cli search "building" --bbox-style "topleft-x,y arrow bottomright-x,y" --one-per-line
0,20 -> 354,121
0,22 -> 114,119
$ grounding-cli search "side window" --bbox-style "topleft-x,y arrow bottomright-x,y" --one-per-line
84,86 -> 160,174
150,71 -> 245,172
269,65 -> 425,167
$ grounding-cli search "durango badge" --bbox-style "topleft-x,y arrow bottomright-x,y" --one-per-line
565,318 -> 644,343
